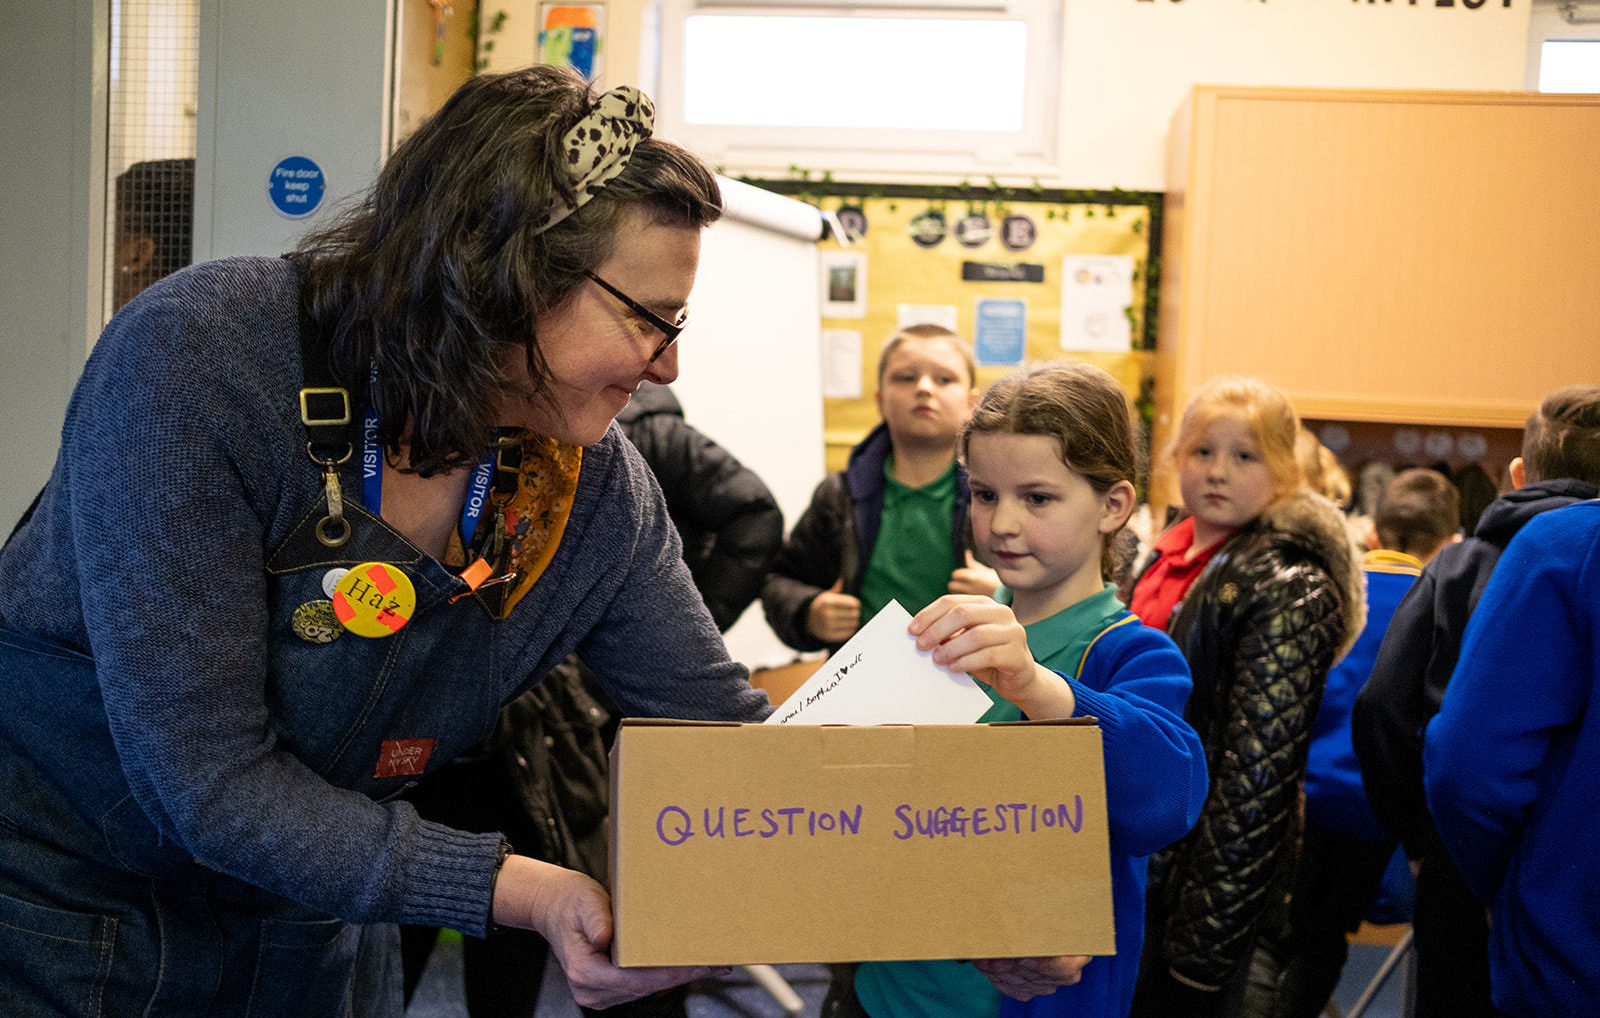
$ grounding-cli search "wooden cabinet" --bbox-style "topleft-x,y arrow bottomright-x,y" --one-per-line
1153,85 -> 1600,502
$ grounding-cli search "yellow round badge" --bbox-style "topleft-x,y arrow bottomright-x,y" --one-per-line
331,562 -> 417,637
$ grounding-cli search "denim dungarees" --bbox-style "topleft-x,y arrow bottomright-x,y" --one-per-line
0,481 -> 525,1016
0,295 -> 518,1015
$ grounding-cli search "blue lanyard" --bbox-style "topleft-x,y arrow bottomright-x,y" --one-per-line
361,363 -> 383,511
458,456 -> 496,551
361,378 -> 497,550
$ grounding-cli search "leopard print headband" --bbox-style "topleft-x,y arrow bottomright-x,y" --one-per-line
535,85 -> 656,234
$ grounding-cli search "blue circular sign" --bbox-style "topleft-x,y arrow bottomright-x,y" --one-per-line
268,156 -> 326,218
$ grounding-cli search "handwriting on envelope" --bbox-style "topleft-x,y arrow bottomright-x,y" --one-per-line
764,600 -> 996,725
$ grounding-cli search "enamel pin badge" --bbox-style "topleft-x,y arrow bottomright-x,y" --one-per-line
291,600 -> 343,644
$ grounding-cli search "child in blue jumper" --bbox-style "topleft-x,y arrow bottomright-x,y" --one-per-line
843,361 -> 1207,1018
1353,384 -> 1600,1018
1424,498 -> 1600,1017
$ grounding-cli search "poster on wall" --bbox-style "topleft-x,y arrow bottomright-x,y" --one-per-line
822,330 -> 864,399
1060,254 -> 1135,354
822,250 -> 867,318
975,298 -> 1027,367
752,182 -> 1158,470
539,3 -> 606,82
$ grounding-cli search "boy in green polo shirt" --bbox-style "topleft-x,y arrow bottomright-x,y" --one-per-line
761,323 -> 999,654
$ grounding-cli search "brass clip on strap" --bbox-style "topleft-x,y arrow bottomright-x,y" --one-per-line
301,386 -> 354,548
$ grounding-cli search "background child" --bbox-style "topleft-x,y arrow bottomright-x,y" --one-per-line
1353,384 -> 1600,1018
1295,425 -> 1354,515
1124,375 -> 1365,1017
1297,424 -> 1367,552
1262,468 -> 1460,1018
762,323 -> 999,654
1422,499 -> 1600,1018
112,157 -> 195,312
833,361 -> 1206,1018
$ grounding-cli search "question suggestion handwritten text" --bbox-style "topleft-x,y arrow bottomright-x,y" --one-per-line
652,798 -> 1088,846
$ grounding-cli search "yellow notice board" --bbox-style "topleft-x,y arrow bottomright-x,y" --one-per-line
750,183 -> 1161,473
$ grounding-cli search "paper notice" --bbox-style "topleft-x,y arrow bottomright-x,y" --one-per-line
821,329 -> 864,399
1060,254 -> 1134,353
764,600 -> 995,725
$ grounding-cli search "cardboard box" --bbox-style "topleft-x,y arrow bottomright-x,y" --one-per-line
608,718 -> 1114,966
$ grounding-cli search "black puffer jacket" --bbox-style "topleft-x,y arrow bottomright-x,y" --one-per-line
1141,490 -> 1365,992
617,382 -> 784,630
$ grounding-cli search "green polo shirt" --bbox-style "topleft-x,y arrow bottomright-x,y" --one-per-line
858,458 -> 960,625
854,582 -> 1126,1018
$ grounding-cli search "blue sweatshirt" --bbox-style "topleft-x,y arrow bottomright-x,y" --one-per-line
1425,500 -> 1600,1018
1304,550 -> 1421,841
855,585 -> 1205,1018
992,586 -> 1204,1018
1005,589 -> 1206,1018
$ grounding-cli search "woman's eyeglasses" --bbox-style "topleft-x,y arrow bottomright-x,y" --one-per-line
584,271 -> 688,362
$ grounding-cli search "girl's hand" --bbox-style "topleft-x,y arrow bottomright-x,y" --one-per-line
909,595 -> 1075,719
972,955 -> 1092,1001
493,856 -> 728,1009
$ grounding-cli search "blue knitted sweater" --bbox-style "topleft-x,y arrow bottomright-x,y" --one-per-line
0,257 -> 770,935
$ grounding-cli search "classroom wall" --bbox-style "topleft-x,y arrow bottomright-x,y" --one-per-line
1525,0 -> 1600,89
394,0 -> 479,144
580,0 -> 1536,190
0,0 -> 1582,536
0,0 -> 107,534
1054,1 -> 1530,191
1149,85 -> 1600,515
479,0 -> 649,87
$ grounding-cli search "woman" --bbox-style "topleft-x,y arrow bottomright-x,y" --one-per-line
0,66 -> 767,1015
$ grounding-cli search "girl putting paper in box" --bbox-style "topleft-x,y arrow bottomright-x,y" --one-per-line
826,361 -> 1206,1018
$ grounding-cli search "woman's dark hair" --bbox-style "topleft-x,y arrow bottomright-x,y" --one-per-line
294,66 -> 722,475
960,361 -> 1142,581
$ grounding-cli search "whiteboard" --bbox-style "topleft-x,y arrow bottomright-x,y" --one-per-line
670,178 -> 824,669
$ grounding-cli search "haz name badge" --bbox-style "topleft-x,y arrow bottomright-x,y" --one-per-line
331,562 -> 417,638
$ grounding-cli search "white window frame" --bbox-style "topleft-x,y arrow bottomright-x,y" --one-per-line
1538,38 -> 1600,92
1524,1 -> 1600,91
652,0 -> 1062,177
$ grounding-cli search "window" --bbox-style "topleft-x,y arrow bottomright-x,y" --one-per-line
654,0 -> 1061,175
1539,39 -> 1600,93
105,0 -> 199,325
